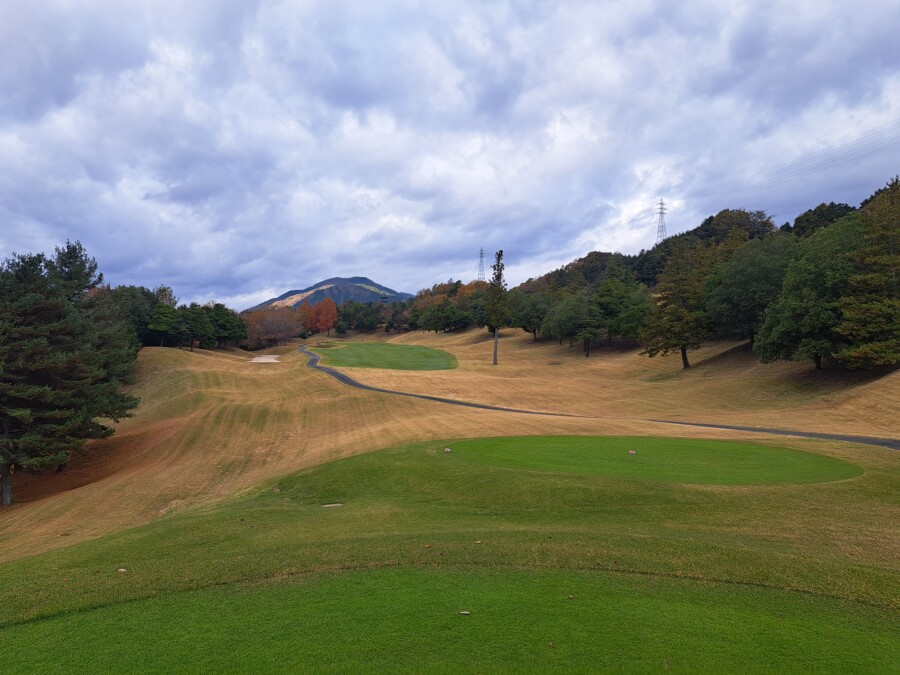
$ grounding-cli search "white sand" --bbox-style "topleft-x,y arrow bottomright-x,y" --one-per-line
249,355 -> 281,363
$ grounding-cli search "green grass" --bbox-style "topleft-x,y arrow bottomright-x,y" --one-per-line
0,435 -> 896,671
311,342 -> 458,370
3,569 -> 895,673
449,435 -> 863,485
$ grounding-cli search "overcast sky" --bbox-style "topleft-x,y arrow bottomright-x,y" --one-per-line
2,1 -> 898,308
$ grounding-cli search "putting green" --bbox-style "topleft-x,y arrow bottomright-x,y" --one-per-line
311,342 -> 457,370
448,436 -> 863,485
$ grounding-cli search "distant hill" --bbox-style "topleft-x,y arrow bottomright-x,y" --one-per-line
251,277 -> 412,310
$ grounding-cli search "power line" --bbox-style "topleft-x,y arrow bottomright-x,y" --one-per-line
627,117 -> 900,239
678,117 -> 900,210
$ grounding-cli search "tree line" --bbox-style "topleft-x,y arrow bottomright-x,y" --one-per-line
385,178 -> 898,371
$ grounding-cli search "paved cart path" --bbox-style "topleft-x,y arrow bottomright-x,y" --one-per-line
299,346 -> 899,450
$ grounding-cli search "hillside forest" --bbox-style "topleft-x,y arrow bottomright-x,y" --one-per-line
0,178 -> 897,503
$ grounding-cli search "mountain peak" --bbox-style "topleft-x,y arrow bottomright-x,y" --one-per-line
250,277 -> 412,311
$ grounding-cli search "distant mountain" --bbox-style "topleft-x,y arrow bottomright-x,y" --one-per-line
250,277 -> 413,310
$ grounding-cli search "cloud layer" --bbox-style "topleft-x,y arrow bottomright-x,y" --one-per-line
2,1 -> 898,307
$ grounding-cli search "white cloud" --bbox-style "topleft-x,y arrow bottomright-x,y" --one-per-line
1,0 -> 898,308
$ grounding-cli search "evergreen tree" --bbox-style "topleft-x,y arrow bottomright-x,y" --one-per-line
835,178 -> 899,368
111,285 -> 158,345
0,247 -> 138,505
207,303 -> 248,347
484,250 -> 509,365
148,303 -> 178,346
175,304 -> 217,351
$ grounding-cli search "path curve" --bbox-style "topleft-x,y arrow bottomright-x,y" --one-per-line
299,346 -> 899,450
299,346 -> 574,417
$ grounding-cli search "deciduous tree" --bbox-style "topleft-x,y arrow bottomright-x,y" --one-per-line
755,213 -> 864,369
705,233 -> 797,344
639,241 -> 711,369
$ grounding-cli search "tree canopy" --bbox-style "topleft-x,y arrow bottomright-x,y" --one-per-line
0,242 -> 139,505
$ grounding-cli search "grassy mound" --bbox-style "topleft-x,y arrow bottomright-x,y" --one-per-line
448,435 -> 863,485
1,434 -> 895,672
4,569 -> 895,673
311,342 -> 458,370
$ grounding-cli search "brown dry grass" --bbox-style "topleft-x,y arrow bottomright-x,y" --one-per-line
0,330 -> 896,562
352,330 -> 900,436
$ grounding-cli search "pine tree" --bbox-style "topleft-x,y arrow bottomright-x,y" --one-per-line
0,246 -> 138,505
484,250 -> 509,365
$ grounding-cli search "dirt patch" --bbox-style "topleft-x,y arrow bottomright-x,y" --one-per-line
9,418 -> 190,504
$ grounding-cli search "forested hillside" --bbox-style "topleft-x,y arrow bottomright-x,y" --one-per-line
396,177 -> 899,370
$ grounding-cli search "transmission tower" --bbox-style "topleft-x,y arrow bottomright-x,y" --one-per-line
477,247 -> 486,281
656,199 -> 667,244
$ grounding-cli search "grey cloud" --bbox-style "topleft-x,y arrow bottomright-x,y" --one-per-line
1,0 -> 898,306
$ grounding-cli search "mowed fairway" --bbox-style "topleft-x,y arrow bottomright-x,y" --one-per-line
0,331 -> 897,671
311,341 -> 458,370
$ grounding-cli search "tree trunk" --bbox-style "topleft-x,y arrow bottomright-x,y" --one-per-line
584,339 -> 590,357
608,333 -> 613,347
532,329 -> 538,341
680,346 -> 691,369
160,336 -> 165,347
493,328 -> 499,365
1,464 -> 12,507
814,353 -> 822,370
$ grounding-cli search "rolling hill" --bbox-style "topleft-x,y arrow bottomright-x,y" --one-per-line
251,276 -> 412,310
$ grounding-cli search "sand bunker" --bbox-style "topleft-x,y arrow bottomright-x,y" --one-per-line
249,355 -> 280,363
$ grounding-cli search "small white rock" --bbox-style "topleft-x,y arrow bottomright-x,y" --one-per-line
117,568 -> 127,573
444,447 -> 452,453
459,611 -> 471,616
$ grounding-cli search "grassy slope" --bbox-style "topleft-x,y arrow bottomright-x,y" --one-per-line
311,341 -> 458,370
352,331 -> 900,436
0,331 -> 897,669
0,437 -> 896,670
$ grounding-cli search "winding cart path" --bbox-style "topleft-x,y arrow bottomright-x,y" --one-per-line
299,346 -> 899,450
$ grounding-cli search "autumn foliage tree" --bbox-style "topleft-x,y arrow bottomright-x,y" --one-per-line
243,308 -> 302,349
304,297 -> 338,336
